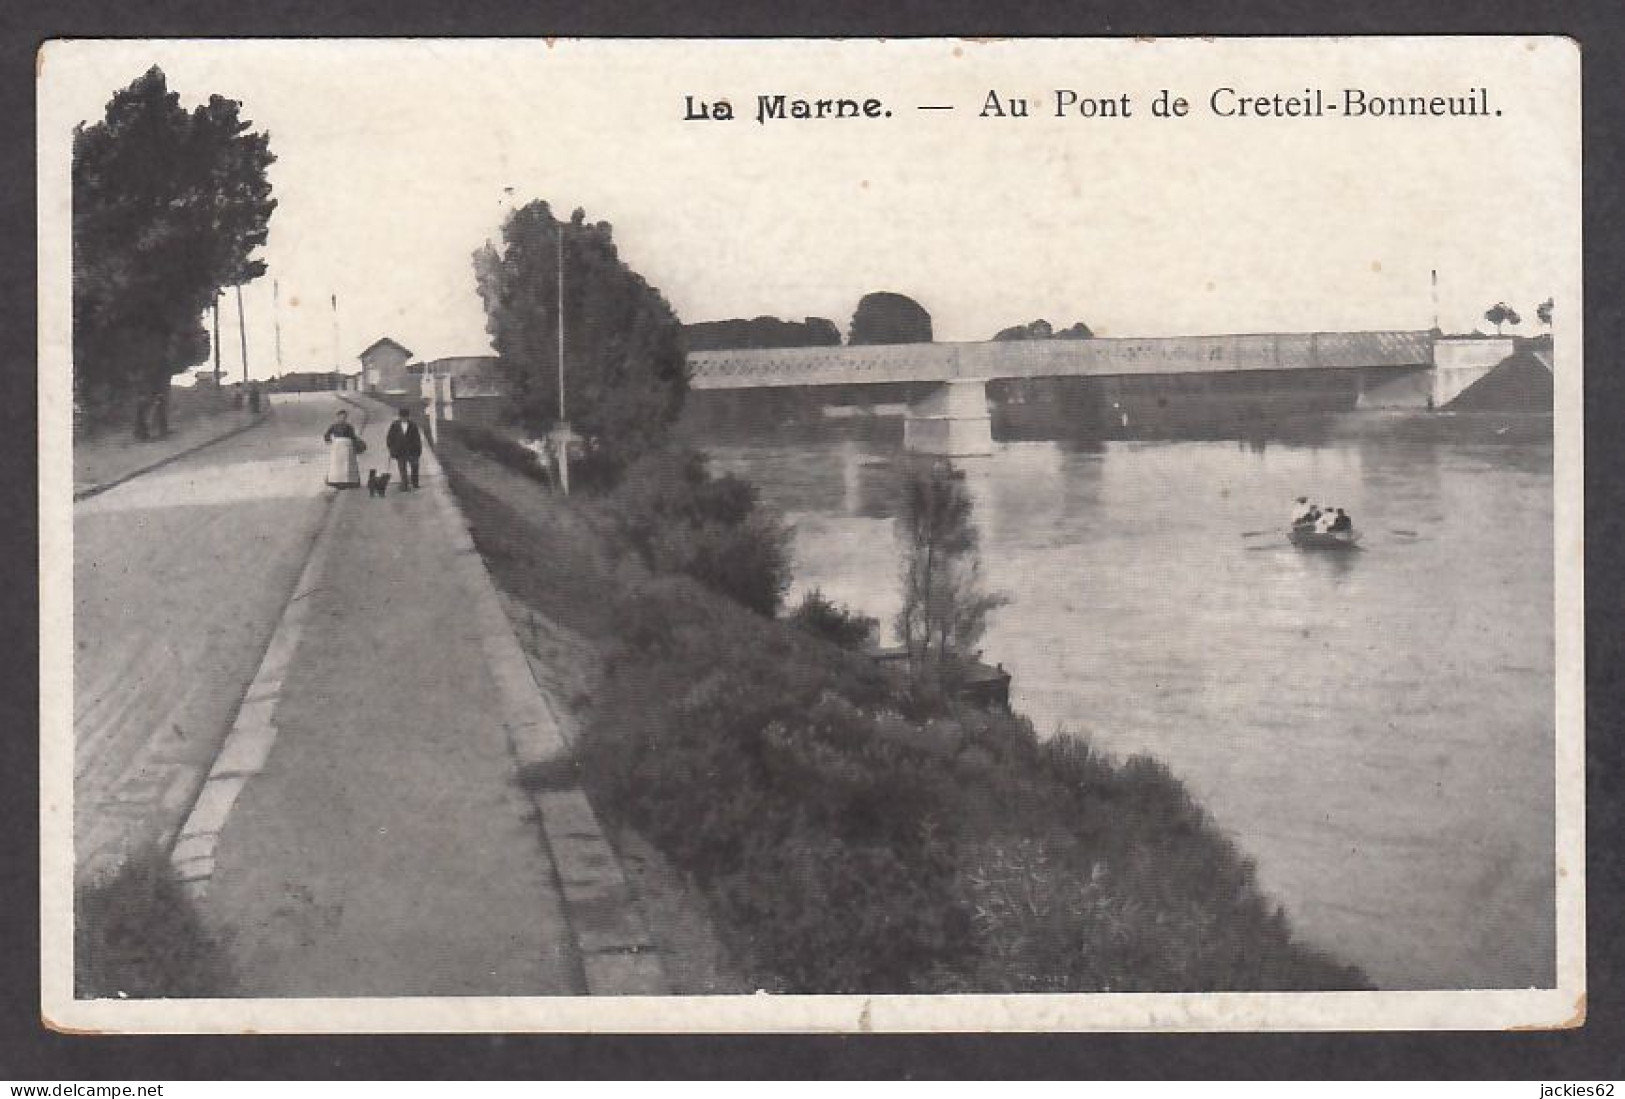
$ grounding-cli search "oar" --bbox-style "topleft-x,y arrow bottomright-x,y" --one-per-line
1240,529 -> 1277,538
1391,528 -> 1419,537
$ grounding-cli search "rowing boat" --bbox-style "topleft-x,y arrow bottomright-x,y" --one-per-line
1287,527 -> 1362,550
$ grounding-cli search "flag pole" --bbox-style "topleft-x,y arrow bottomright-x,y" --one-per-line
331,293 -> 342,385
273,278 -> 284,373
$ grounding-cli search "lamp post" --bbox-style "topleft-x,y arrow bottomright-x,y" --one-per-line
551,219 -> 573,496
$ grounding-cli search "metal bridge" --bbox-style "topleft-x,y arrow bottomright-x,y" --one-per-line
686,331 -> 1436,390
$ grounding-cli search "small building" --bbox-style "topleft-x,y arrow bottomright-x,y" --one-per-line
360,337 -> 414,395
417,355 -> 509,429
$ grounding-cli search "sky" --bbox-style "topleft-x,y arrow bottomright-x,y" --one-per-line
40,37 -> 1580,380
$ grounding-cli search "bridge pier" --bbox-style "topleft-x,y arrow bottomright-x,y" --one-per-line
1431,336 -> 1517,408
903,379 -> 994,456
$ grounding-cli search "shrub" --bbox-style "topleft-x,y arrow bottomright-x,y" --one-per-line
600,449 -> 792,616
75,847 -> 232,998
582,578 -> 954,991
787,589 -> 878,651
580,577 -> 1369,993
438,420 -> 550,485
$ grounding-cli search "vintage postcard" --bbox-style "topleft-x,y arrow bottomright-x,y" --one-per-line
38,36 -> 1583,1032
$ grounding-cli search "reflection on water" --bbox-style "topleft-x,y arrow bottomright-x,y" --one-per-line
706,413 -> 1556,990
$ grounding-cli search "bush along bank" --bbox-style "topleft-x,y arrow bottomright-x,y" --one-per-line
438,434 -> 1370,993
579,573 -> 1368,994
75,846 -> 234,997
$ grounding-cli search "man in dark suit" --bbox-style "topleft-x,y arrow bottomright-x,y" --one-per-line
385,406 -> 423,491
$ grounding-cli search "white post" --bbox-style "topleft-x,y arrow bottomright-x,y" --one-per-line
424,369 -> 440,445
550,424 -> 573,495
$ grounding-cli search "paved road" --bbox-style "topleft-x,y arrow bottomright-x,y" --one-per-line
74,393 -> 352,881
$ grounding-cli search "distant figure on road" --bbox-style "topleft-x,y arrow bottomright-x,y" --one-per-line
386,406 -> 423,492
323,409 -> 361,489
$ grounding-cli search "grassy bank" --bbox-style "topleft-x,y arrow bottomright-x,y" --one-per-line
437,431 -> 1370,994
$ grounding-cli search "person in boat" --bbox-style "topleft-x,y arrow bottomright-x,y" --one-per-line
1290,496 -> 1317,528
1314,505 -> 1338,533
323,408 -> 362,489
1329,507 -> 1353,533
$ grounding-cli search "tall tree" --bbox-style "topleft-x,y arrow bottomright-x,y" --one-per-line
473,200 -> 687,485
72,67 -> 276,436
895,459 -> 1006,700
848,291 -> 933,345
1484,302 -> 1521,336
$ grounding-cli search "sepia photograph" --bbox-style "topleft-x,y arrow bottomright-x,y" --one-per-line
37,36 -> 1584,1033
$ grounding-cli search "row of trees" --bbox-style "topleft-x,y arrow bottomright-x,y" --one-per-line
684,315 -> 841,351
1483,297 -> 1554,336
687,301 -> 1107,351
685,292 -> 935,351
73,67 -> 277,437
992,318 -> 1094,341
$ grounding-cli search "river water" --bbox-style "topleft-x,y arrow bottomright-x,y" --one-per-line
700,412 -> 1556,990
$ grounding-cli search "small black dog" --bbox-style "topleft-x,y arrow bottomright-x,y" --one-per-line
366,468 -> 391,497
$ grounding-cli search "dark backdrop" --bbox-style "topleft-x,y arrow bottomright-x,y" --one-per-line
3,0 -> 1621,1080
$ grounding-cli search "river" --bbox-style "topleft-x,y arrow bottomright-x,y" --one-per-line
698,411 -> 1556,991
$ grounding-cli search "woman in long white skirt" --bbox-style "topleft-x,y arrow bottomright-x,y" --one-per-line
323,409 -> 361,488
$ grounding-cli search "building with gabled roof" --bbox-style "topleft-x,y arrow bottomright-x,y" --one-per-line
360,337 -> 414,393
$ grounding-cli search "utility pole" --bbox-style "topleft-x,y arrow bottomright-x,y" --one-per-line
1431,268 -> 1440,332
235,284 -> 249,385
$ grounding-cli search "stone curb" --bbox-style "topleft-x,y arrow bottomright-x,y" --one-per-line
353,397 -> 668,996
168,398 -> 377,889
168,488 -> 342,893
74,410 -> 269,502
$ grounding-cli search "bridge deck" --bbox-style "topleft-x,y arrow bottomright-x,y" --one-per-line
687,331 -> 1434,390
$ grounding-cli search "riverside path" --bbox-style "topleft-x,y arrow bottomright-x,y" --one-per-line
180,395 -> 580,996
74,392 -> 581,996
